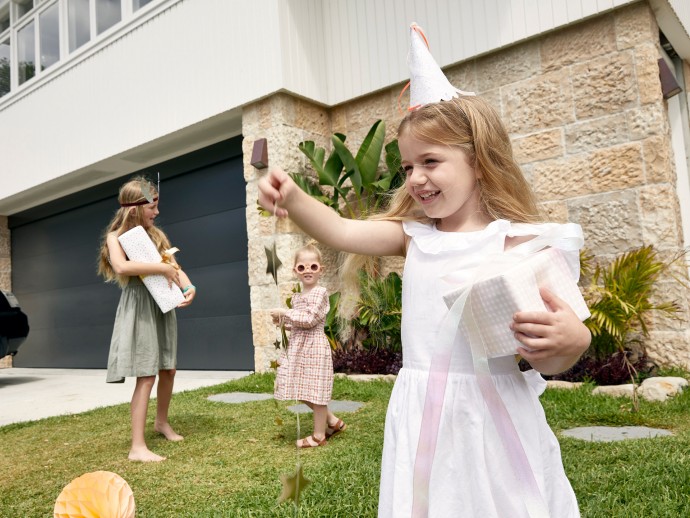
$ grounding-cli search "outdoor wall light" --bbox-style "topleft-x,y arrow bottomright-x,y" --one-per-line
658,58 -> 683,100
251,138 -> 269,169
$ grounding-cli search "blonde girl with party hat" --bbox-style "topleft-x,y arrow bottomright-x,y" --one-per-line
258,24 -> 589,517
271,243 -> 346,448
98,176 -> 196,462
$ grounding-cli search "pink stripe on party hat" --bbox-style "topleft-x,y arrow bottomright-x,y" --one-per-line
408,23 -> 475,109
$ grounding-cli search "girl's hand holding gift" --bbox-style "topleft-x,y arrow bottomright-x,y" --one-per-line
160,262 -> 180,288
511,287 -> 591,375
177,284 -> 196,308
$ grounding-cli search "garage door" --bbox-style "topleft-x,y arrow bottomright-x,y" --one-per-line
9,137 -> 253,370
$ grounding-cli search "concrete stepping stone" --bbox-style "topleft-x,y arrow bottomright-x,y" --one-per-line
287,400 -> 364,414
561,425 -> 673,442
207,393 -> 364,416
207,392 -> 273,403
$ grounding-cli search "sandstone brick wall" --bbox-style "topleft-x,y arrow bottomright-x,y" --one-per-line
244,1 -> 690,371
0,215 -> 11,368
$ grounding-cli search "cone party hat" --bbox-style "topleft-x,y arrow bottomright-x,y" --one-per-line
408,23 -> 475,109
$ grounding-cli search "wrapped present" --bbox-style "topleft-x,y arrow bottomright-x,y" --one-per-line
117,226 -> 185,313
443,247 -> 590,358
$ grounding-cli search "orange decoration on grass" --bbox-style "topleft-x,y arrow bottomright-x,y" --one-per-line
54,471 -> 135,518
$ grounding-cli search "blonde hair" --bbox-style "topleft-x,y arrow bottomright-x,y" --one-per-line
339,96 -> 542,320
97,176 -> 171,287
294,243 -> 323,265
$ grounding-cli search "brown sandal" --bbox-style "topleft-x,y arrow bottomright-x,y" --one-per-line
296,435 -> 326,448
326,419 -> 347,439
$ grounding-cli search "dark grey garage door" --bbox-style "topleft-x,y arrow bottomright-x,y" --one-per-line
9,137 -> 253,370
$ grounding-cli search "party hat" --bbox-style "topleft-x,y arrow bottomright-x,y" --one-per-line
408,23 -> 475,109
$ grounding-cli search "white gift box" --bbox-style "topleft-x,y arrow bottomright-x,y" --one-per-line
118,226 -> 185,313
443,248 -> 590,358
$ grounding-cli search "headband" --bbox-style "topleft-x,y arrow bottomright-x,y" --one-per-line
120,197 -> 159,207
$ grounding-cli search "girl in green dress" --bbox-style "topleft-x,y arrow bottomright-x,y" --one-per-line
98,176 -> 196,462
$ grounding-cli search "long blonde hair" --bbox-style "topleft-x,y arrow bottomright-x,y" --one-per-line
97,176 -> 171,287
339,96 -> 542,320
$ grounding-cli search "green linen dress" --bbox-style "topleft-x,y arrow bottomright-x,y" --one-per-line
106,276 -> 177,383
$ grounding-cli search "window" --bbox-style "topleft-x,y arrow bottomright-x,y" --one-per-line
14,0 -> 34,22
96,0 -> 120,35
1,0 -> 154,100
68,0 -> 90,52
133,0 -> 153,11
0,4 -> 9,33
0,38 -> 9,97
17,18 -> 34,84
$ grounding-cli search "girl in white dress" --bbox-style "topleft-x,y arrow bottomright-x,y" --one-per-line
258,27 -> 589,518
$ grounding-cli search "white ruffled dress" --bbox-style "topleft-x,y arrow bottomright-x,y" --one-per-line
378,220 -> 580,518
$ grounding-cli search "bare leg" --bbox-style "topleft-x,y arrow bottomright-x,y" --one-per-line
301,401 -> 341,429
311,404 -> 328,441
129,376 -> 165,462
154,369 -> 183,441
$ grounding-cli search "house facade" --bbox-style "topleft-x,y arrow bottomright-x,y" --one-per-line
1,0 -> 689,371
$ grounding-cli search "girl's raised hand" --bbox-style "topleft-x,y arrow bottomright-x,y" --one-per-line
257,168 -> 294,218
510,287 -> 591,374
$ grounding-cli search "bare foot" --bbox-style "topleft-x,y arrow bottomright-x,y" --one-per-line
154,421 -> 184,441
128,447 -> 166,462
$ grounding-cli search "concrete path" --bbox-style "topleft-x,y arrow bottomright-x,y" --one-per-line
0,368 -> 249,427
561,425 -> 673,442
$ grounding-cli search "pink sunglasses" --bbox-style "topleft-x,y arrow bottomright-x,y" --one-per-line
295,263 -> 321,273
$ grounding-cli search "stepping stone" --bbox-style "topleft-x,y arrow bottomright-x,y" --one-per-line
287,400 -> 364,414
208,392 -> 273,404
561,425 -> 673,442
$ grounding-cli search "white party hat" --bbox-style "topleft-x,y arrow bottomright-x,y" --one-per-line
407,23 -> 475,109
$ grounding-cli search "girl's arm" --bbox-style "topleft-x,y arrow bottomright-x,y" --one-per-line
176,268 -> 195,307
511,287 -> 591,375
106,232 -> 180,285
258,168 -> 406,257
282,289 -> 330,329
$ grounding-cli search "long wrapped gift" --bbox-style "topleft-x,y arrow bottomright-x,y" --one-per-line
443,247 -> 590,358
118,226 -> 185,313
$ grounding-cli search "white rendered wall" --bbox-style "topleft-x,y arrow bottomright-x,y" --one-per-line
0,0 -> 291,213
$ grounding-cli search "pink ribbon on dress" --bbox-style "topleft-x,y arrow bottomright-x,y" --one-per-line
411,224 -> 584,518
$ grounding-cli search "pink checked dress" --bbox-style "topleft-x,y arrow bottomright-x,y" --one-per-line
274,286 -> 333,405
378,220 -> 580,518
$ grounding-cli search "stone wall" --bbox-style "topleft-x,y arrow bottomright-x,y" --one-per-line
0,216 -> 11,368
244,1 -> 690,371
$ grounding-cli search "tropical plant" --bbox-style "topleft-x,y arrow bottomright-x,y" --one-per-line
291,120 -> 404,218
581,245 -> 684,360
352,271 -> 403,352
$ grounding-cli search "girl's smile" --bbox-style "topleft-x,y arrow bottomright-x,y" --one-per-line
141,201 -> 159,228
399,134 -> 489,232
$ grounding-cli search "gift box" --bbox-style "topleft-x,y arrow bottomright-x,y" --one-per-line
118,226 -> 185,313
443,247 -> 590,358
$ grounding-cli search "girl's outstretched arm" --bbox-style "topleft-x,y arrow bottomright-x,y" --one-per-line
258,167 -> 406,257
510,287 -> 591,375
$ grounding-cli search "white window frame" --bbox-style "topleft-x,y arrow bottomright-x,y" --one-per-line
12,0 -> 58,89
0,0 -> 162,103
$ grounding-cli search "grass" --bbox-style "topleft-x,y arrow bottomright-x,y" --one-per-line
2,372 -> 690,517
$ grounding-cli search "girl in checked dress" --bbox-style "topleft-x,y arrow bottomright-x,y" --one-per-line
272,244 -> 347,448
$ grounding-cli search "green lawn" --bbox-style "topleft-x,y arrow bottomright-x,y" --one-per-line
2,372 -> 690,517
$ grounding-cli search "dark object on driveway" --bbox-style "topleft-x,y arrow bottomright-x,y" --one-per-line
0,290 -> 29,359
